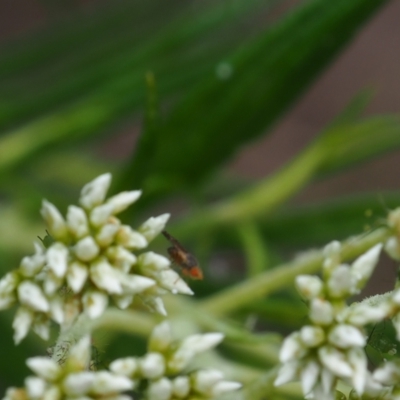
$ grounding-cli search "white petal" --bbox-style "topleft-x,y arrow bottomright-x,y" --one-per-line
68,336 -> 92,369
309,298 -> 334,325
157,270 -> 194,295
82,291 -> 108,319
109,358 -> 138,377
347,347 -> 367,395
66,206 -> 89,239
300,326 -> 325,348
113,293 -> 134,309
106,246 -> 137,273
180,332 -> 224,353
25,376 -> 46,398
280,332 -> 307,363
26,357 -> 61,381
147,378 -> 172,400
274,361 -> 300,386
327,265 -> 355,298
149,321 -> 172,352
211,380 -> 242,396
90,371 -> 133,394
43,271 -> 63,295
121,274 -> 155,294
18,281 -> 49,312
351,244 -> 382,289
152,297 -> 167,316
116,226 -> 147,249
49,298 -> 64,324
33,318 -> 50,341
172,376 -> 190,398
138,251 -> 171,272
140,352 -> 165,379
63,372 -> 95,396
301,360 -> 320,395
90,204 -> 114,227
318,346 -> 352,378
192,369 -> 223,395
13,307 -> 34,344
339,302 -> 389,326
373,361 -> 400,385
47,243 -> 69,278
320,368 -> 334,394
106,191 -> 142,214
41,200 -> 68,240
67,261 -> 88,293
74,236 -> 100,262
42,385 -> 61,400
20,245 -> 46,277
0,272 -> 18,309
79,173 -> 111,210
139,214 -> 170,242
90,259 -> 123,294
96,223 -> 120,247
295,275 -> 323,300
328,325 -> 365,348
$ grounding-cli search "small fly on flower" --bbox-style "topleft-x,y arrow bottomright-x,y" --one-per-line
162,230 -> 203,280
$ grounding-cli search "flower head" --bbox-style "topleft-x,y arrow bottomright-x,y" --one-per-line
0,173 -> 194,343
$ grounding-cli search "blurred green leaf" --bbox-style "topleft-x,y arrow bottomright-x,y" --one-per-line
123,0 -> 389,199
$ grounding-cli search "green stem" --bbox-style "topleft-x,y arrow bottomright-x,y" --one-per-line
199,227 -> 391,316
174,142 -> 324,235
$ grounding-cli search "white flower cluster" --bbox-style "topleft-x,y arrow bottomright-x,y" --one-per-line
110,321 -> 242,400
3,336 -> 133,400
0,173 -> 194,344
274,242 -> 388,400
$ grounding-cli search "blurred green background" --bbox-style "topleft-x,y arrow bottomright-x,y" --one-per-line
1,0 -> 400,396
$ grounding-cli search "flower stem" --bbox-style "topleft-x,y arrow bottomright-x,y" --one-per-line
199,227 -> 391,316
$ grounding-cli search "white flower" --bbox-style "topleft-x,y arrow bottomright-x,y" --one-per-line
74,237 -> 100,262
169,333 -> 224,372
96,223 -> 120,247
25,376 -> 46,398
62,372 -> 95,396
89,258 -> 123,295
301,360 -> 320,395
279,332 -> 307,362
18,281 -> 49,312
274,361 -> 300,386
385,236 -> 400,260
0,272 -> 18,309
67,261 -> 88,293
326,265 -> 355,298
26,357 -> 62,381
171,376 -> 190,398
90,371 -> 133,394
318,346 -> 353,378
347,347 -> 367,395
106,191 -> 142,214
350,244 -> 382,290
20,243 -> 45,277
147,378 -> 172,400
300,326 -> 325,348
328,325 -> 365,348
12,307 -> 34,344
149,321 -> 173,353
373,360 -> 400,386
109,358 -> 138,377
79,173 -> 111,210
138,252 -> 171,272
116,226 -> 147,249
139,214 -> 170,242
47,243 -> 69,278
140,352 -> 165,379
82,291 -> 108,319
211,380 -> 242,396
156,270 -> 194,295
66,206 -> 89,239
295,275 -> 323,300
90,203 -> 114,227
309,298 -> 334,325
41,200 -> 68,240
120,274 -> 155,294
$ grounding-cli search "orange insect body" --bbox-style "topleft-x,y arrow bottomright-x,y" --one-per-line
162,230 -> 203,280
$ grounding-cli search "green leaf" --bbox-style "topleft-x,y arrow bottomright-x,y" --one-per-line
126,0 -> 388,199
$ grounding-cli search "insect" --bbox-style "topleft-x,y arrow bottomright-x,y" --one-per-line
162,230 -> 203,280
